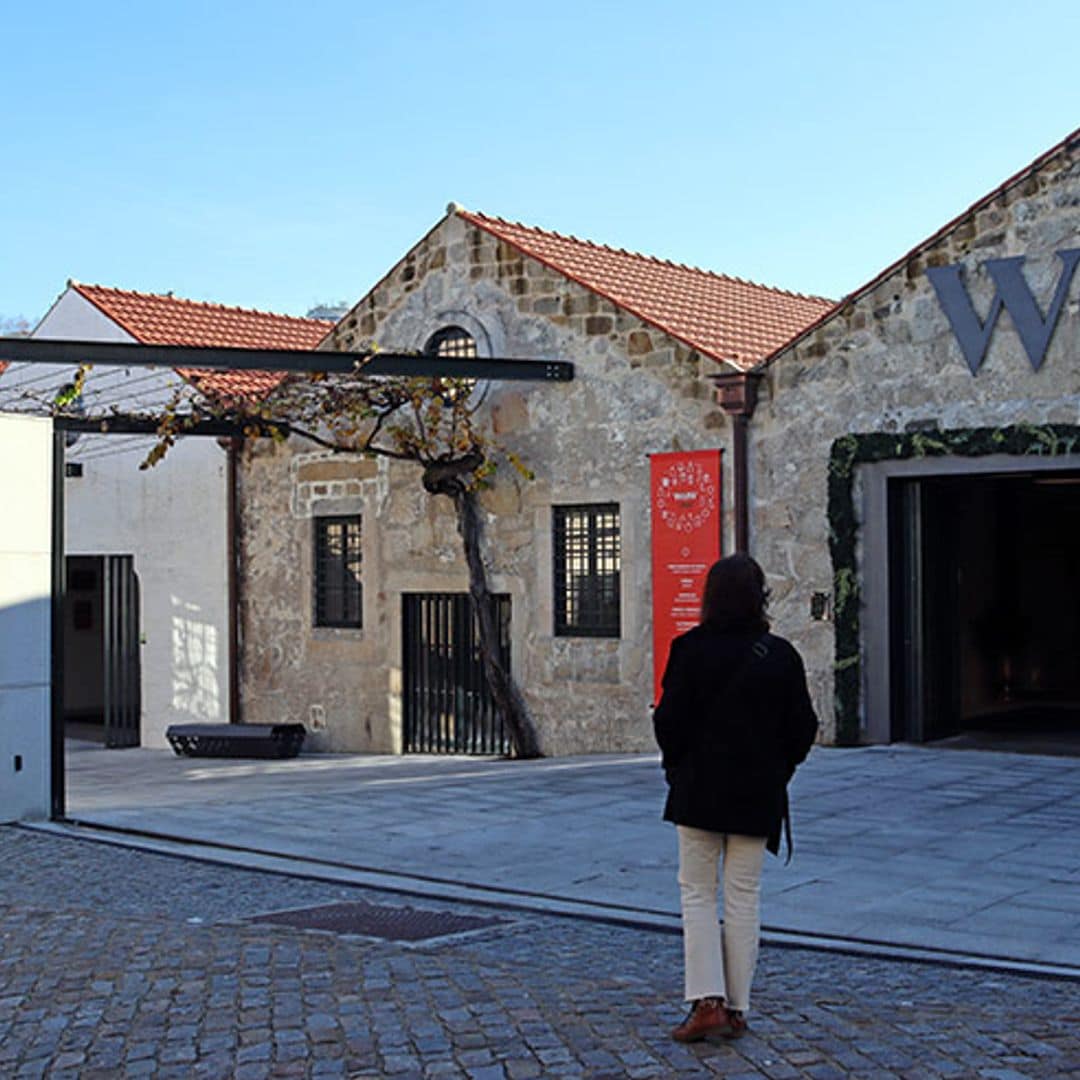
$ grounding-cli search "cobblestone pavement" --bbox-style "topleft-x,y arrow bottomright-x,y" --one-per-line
1,828 -> 1077,1079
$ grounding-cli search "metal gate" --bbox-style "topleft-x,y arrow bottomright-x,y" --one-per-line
402,592 -> 512,755
103,555 -> 141,748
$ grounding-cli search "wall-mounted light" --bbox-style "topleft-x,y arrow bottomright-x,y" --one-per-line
810,592 -> 831,621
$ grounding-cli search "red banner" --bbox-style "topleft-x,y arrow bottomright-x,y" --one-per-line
650,450 -> 723,705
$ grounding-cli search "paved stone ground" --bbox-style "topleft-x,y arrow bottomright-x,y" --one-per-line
1,828 -> 1077,1079
65,744 -> 1080,969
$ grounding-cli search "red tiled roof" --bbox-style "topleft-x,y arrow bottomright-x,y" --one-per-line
72,283 -> 334,399
455,210 -> 833,369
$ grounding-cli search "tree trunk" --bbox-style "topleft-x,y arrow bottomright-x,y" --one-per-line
451,488 -> 543,758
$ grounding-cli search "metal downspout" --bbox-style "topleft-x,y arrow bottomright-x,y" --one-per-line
224,437 -> 242,724
732,413 -> 750,554
50,426 -> 66,819
711,371 -> 762,555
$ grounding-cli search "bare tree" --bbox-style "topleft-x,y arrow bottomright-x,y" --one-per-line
0,315 -> 32,337
142,360 -> 544,758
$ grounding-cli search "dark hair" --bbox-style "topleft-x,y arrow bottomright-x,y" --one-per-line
700,554 -> 770,633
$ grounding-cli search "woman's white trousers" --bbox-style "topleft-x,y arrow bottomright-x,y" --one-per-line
676,826 -> 766,1012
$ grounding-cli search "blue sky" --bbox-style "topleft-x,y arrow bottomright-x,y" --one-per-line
2,1 -> 1078,326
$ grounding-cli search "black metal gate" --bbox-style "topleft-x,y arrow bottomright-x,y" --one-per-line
103,555 -> 141,748
402,592 -> 512,755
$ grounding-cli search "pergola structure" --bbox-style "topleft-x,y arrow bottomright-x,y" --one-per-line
0,338 -> 573,431
0,336 -> 574,818
0,338 -> 574,379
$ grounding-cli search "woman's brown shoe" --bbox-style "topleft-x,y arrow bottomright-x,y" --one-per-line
671,998 -> 732,1042
724,1008 -> 748,1039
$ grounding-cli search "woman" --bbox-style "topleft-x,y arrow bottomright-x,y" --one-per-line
653,553 -> 818,1042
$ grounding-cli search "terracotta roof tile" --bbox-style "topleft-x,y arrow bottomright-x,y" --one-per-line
455,211 -> 833,368
72,283 -> 334,399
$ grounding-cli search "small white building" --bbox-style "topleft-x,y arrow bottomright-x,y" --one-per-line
0,283 -> 331,749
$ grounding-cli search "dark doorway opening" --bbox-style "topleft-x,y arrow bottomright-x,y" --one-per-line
889,472 -> 1080,753
402,592 -> 513,755
63,554 -> 142,748
64,556 -> 105,741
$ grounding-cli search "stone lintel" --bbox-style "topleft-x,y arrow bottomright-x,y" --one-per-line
297,459 -> 378,483
311,496 -> 365,517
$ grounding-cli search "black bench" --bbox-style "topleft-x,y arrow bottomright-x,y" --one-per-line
165,723 -> 306,759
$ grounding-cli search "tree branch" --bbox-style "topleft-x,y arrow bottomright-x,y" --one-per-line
284,421 -> 416,461
422,449 -> 485,495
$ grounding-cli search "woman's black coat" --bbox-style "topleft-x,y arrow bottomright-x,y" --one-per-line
652,624 -> 819,855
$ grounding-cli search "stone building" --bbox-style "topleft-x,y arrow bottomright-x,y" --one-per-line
236,208 -> 831,754
749,127 -> 1080,747
237,127 -> 1080,756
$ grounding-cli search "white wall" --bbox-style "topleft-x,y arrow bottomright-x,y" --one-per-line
0,414 -> 52,821
34,287 -> 136,343
66,434 -> 231,747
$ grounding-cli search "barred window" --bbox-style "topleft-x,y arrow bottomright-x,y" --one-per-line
425,326 -> 477,358
314,516 -> 362,628
553,504 -> 621,637
424,326 -> 478,402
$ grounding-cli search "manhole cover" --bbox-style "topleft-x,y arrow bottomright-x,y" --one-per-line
251,901 -> 506,943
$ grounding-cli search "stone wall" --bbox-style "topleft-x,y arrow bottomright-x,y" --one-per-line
237,442 -> 394,751
751,144 -> 1080,742
238,212 -> 733,754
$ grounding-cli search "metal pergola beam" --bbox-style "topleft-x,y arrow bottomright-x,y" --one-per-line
0,337 -> 574,381
54,416 -> 283,437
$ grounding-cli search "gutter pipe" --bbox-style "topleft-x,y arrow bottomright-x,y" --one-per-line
711,371 -> 762,555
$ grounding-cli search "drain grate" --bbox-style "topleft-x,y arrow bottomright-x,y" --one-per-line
251,901 -> 507,943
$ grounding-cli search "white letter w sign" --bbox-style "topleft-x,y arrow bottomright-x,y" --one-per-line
926,248 -> 1080,374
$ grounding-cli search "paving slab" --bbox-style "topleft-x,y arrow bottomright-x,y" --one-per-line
61,741 -> 1080,972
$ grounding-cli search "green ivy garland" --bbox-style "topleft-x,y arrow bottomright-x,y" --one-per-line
828,423 -> 1080,744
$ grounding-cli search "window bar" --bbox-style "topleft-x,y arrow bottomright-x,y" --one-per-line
449,595 -> 458,752
412,597 -> 421,753
480,597 -> 490,755
419,595 -> 428,753
470,598 -> 481,755
435,594 -> 443,754
423,595 -> 431,753
412,596 -> 420,752
461,596 -> 471,754
420,596 -> 429,753
438,595 -> 449,752
408,596 -> 416,756
499,597 -> 510,752
428,595 -> 434,754
402,598 -> 408,751
454,597 -> 465,754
